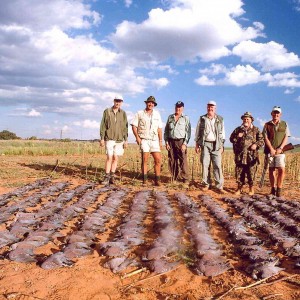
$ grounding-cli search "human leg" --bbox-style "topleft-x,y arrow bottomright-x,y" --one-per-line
211,149 -> 224,190
200,144 -> 212,187
152,152 -> 162,186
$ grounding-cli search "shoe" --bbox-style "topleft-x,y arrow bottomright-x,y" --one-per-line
276,188 -> 282,197
101,175 -> 110,185
109,175 -> 115,184
217,188 -> 227,194
249,186 -> 254,196
234,184 -> 243,195
154,180 -> 161,187
202,185 -> 210,191
270,187 -> 276,196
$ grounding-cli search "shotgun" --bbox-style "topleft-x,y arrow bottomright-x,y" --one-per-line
259,143 -> 300,188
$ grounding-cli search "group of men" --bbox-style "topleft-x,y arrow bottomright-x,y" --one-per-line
100,95 -> 290,196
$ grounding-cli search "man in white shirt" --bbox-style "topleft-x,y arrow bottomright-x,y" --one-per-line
131,96 -> 163,186
194,101 -> 226,193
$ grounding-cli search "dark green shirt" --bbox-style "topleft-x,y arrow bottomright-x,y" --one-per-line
100,107 -> 128,142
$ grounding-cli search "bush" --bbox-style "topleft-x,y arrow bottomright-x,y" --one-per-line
0,130 -> 21,140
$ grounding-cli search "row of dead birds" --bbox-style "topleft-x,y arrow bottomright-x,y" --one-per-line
100,190 -> 150,273
200,195 -> 284,279
7,183 -> 106,263
175,193 -> 231,277
41,188 -> 126,269
224,195 -> 300,268
0,181 -> 71,248
0,178 -> 51,207
0,181 -> 69,224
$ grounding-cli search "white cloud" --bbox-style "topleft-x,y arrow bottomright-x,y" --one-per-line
111,0 -> 263,62
233,40 -> 300,71
194,75 -> 216,86
124,0 -> 133,8
73,119 -> 99,129
27,109 -> 41,117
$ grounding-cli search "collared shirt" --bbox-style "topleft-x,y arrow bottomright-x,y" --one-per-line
195,115 -> 225,142
130,109 -> 162,140
164,113 -> 191,145
100,107 -> 128,142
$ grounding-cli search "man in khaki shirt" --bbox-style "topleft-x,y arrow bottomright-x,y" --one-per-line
100,95 -> 128,185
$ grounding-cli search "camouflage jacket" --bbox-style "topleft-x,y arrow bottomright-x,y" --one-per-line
229,125 -> 264,165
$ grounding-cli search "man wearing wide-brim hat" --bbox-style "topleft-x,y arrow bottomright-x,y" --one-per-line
131,96 -> 163,186
230,112 -> 264,195
262,106 -> 291,197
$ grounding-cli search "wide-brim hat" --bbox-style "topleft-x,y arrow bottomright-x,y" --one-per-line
144,95 -> 157,106
241,111 -> 254,121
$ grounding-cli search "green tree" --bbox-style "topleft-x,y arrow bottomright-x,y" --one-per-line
0,130 -> 21,140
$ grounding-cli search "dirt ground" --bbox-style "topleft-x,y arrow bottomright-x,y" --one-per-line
0,155 -> 299,300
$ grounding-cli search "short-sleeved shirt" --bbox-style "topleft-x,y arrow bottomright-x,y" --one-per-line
131,109 -> 162,141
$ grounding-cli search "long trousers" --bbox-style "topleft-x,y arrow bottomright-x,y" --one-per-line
168,139 -> 189,181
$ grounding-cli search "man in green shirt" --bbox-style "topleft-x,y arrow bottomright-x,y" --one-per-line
100,96 -> 128,185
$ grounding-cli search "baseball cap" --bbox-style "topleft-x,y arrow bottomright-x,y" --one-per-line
207,100 -> 216,106
272,106 -> 281,113
175,101 -> 184,107
114,95 -> 123,101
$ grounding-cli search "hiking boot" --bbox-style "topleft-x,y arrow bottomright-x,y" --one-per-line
249,186 -> 254,196
270,187 -> 276,196
101,174 -> 110,185
154,176 -> 161,187
276,188 -> 282,197
217,188 -> 227,195
234,184 -> 243,195
109,174 -> 115,184
202,185 -> 210,192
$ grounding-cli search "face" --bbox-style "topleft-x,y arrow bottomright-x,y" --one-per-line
242,117 -> 252,128
113,100 -> 122,109
145,101 -> 155,111
207,104 -> 216,115
175,105 -> 184,115
271,110 -> 281,122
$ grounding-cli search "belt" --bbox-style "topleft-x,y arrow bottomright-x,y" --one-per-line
169,138 -> 184,141
205,140 -> 216,143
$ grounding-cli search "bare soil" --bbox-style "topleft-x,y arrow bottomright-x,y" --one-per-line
0,155 -> 299,300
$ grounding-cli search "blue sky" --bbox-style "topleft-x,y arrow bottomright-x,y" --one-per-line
0,0 -> 300,145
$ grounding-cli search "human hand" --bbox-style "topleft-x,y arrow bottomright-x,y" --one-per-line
123,141 -> 128,149
100,140 -> 105,147
181,144 -> 187,151
250,144 -> 257,150
166,144 -> 170,151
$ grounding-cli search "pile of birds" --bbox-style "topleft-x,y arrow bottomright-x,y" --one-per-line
101,191 -> 150,273
224,195 -> 300,268
143,191 -> 181,273
200,195 -> 284,279
175,193 -> 231,276
41,188 -> 126,269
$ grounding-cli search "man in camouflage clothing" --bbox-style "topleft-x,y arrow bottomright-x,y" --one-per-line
230,112 -> 264,195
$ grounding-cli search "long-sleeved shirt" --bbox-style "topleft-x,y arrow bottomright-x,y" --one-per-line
164,114 -> 191,145
230,124 -> 264,165
100,107 -> 128,142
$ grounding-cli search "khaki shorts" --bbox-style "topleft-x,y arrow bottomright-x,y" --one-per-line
140,139 -> 161,153
269,154 -> 286,168
105,140 -> 124,156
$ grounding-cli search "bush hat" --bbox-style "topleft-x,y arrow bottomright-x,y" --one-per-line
145,95 -> 157,106
207,100 -> 216,106
241,111 -> 254,121
114,95 -> 123,101
175,101 -> 184,107
272,106 -> 282,113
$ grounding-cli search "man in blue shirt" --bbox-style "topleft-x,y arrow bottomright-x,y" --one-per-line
164,101 -> 191,185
